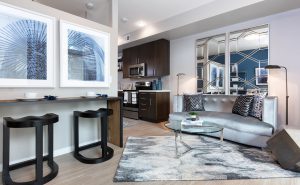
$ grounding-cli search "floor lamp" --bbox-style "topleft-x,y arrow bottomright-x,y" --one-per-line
176,73 -> 185,95
265,65 -> 288,125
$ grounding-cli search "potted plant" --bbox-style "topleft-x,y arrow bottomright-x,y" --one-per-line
188,112 -> 198,120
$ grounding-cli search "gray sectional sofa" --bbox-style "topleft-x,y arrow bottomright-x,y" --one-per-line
169,95 -> 278,148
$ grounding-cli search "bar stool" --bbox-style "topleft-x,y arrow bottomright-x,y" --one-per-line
73,108 -> 114,164
2,113 -> 59,185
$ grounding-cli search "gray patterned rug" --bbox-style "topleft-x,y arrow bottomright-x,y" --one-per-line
114,135 -> 300,182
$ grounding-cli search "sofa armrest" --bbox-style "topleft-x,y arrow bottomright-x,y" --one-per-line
262,96 -> 278,131
173,95 -> 184,112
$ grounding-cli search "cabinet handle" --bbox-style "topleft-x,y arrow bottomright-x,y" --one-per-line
140,103 -> 147,106
154,69 -> 156,76
150,98 -> 152,106
137,58 -> 140,64
141,108 -> 147,111
140,98 -> 146,100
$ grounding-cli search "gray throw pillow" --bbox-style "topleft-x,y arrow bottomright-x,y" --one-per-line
249,93 -> 267,120
183,94 -> 205,112
232,95 -> 254,117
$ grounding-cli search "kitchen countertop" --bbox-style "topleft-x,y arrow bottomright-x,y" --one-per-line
118,90 -> 171,92
138,90 -> 171,92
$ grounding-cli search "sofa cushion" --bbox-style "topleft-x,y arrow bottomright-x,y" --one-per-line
249,93 -> 267,120
169,111 -> 274,137
183,94 -> 205,112
232,95 -> 254,116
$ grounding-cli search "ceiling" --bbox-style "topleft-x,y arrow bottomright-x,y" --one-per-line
35,0 -> 112,26
118,0 -> 215,35
34,0 -> 300,50
119,0 -> 300,50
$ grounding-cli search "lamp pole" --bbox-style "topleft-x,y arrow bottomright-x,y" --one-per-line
283,67 -> 288,125
176,73 -> 185,95
265,65 -> 288,125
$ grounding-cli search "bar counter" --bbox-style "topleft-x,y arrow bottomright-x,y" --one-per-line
0,96 -> 123,147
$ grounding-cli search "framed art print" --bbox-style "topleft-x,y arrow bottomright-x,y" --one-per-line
208,62 -> 225,90
0,3 -> 55,87
255,68 -> 268,85
60,20 -> 110,87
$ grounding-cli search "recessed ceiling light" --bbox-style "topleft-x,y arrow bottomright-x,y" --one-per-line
121,17 -> 129,23
136,21 -> 146,27
85,2 -> 94,9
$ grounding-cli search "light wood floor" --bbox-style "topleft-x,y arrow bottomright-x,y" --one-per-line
1,119 -> 299,185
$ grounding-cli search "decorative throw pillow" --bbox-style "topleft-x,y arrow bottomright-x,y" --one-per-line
249,93 -> 267,120
183,94 -> 205,112
232,95 -> 254,117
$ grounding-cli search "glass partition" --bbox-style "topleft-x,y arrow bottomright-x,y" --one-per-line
229,25 -> 269,95
196,34 -> 226,94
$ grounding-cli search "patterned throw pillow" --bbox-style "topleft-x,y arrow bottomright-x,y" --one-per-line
183,94 -> 205,112
232,95 -> 254,117
249,93 -> 267,120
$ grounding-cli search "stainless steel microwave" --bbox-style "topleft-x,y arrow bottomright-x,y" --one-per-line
129,63 -> 146,77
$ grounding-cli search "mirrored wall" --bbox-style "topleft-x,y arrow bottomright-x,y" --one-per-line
229,25 -> 269,95
196,34 -> 226,94
196,25 -> 269,95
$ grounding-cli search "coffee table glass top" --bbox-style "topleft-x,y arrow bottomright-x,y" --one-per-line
165,120 -> 223,134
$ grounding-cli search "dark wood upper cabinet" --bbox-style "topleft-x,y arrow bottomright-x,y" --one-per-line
122,39 -> 170,78
122,46 -> 138,78
153,39 -> 170,77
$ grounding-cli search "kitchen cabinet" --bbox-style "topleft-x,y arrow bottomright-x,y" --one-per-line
122,39 -> 170,78
153,39 -> 170,77
122,46 -> 138,78
139,92 -> 170,123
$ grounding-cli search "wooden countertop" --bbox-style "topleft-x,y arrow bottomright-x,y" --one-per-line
0,96 -> 123,147
0,96 -> 121,106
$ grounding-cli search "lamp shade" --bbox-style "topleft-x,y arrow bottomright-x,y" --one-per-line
176,73 -> 186,77
265,65 -> 282,69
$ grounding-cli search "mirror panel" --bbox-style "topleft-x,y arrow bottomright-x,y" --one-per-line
196,34 -> 226,94
229,25 -> 269,95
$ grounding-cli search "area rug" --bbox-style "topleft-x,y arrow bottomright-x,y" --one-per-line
114,135 -> 300,182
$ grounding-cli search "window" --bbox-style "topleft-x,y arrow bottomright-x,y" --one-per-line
196,25 -> 269,95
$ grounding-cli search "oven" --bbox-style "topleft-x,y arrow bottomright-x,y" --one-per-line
122,81 -> 153,120
129,63 -> 146,77
123,90 -> 139,119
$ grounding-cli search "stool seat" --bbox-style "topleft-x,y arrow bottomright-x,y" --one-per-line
74,108 -> 113,118
73,108 -> 114,164
4,113 -> 59,128
2,114 -> 59,185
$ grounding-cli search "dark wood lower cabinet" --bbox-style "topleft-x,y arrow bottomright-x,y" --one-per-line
139,92 -> 170,123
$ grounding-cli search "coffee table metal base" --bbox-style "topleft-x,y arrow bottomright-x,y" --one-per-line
174,130 -> 223,158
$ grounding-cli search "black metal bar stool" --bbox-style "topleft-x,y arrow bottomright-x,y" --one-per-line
73,108 -> 114,164
2,113 -> 59,185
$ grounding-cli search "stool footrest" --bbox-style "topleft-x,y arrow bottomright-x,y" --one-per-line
77,141 -> 102,152
74,141 -> 114,164
3,157 -> 59,185
9,155 -> 49,171
74,147 -> 114,164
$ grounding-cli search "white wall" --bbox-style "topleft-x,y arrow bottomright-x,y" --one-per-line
0,0 -> 118,168
169,8 -> 300,129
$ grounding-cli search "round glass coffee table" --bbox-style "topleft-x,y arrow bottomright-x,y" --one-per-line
165,120 -> 224,157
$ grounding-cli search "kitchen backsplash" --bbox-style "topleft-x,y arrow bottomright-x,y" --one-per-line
118,71 -> 170,90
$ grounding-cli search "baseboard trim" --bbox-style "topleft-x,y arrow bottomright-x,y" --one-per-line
0,139 -> 101,172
